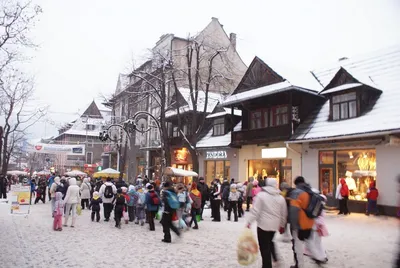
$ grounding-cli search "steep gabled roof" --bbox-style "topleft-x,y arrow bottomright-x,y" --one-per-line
290,45 -> 400,142
82,101 -> 102,118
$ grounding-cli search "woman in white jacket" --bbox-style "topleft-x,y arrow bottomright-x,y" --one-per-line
64,177 -> 80,227
80,177 -> 92,210
246,178 -> 287,268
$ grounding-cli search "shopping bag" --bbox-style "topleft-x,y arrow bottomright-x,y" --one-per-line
156,206 -> 164,220
196,214 -> 201,222
123,210 -> 129,221
172,211 -> 179,228
76,204 -> 82,216
237,228 -> 258,266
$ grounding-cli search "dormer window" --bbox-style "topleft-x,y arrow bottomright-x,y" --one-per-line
249,105 -> 289,129
332,92 -> 357,120
213,118 -> 225,136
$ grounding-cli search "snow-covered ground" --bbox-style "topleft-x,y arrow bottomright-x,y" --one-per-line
0,199 -> 398,268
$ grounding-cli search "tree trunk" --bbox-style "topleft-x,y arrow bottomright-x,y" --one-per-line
2,134 -> 8,175
188,146 -> 199,174
119,138 -> 128,180
0,126 -> 3,172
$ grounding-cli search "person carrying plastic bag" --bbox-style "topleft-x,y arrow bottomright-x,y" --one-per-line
237,228 -> 258,266
245,178 -> 287,268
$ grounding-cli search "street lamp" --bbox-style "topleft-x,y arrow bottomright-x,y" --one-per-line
99,111 -> 165,181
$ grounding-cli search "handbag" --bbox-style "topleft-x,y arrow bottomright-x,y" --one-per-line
76,204 -> 82,216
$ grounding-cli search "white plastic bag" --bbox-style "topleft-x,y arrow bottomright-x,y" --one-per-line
237,228 -> 258,266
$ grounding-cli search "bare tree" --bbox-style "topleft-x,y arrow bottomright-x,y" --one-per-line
0,73 -> 46,174
127,32 -> 241,173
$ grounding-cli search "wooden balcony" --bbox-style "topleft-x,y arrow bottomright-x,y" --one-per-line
168,135 -> 194,147
232,125 -> 291,146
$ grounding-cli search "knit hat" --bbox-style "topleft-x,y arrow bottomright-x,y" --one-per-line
121,187 -> 128,193
146,183 -> 151,189
147,184 -> 154,190
93,191 -> 100,198
230,183 -> 237,189
128,185 -> 135,191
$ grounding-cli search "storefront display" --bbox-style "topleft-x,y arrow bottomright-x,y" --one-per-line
205,160 -> 230,184
247,159 -> 292,186
319,149 -> 377,201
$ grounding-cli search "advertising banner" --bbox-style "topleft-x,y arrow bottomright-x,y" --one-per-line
10,185 -> 31,215
28,143 -> 85,156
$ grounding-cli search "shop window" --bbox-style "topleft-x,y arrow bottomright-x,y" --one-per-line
172,126 -> 179,137
250,111 -> 262,129
336,149 -> 376,201
332,92 -> 357,120
205,160 -> 231,185
248,159 -> 291,186
213,118 -> 225,136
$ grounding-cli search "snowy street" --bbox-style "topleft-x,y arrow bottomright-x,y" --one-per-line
0,201 -> 398,268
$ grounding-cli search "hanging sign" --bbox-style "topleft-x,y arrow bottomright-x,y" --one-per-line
206,151 -> 227,159
28,143 -> 85,156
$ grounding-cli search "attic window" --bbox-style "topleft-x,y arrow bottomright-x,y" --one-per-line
332,92 -> 357,120
213,118 -> 225,136
86,124 -> 95,131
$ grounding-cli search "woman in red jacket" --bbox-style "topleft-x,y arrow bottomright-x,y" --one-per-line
366,181 -> 379,216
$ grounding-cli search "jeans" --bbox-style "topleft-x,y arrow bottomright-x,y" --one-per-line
257,228 -> 277,268
128,206 -> 135,221
147,210 -> 157,231
246,196 -> 252,211
228,201 -> 238,221
367,200 -> 378,214
81,199 -> 89,210
136,206 -> 145,222
91,210 -> 100,222
103,203 -> 113,220
189,208 -> 199,227
161,212 -> 180,242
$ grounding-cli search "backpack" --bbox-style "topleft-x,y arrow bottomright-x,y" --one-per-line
150,192 -> 160,205
55,183 -> 63,193
191,193 -> 201,209
127,193 -> 138,206
303,187 -> 324,219
104,185 -> 114,198
166,191 -> 180,210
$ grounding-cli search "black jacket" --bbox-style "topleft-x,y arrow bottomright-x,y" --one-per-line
95,181 -> 103,192
89,197 -> 103,211
115,180 -> 128,190
113,194 -> 126,212
197,182 -> 209,202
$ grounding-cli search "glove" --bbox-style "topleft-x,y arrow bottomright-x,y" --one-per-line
279,227 -> 285,234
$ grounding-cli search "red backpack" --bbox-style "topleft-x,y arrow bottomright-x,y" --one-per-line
150,192 -> 160,205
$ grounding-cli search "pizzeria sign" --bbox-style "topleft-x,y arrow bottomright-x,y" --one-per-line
206,151 -> 227,159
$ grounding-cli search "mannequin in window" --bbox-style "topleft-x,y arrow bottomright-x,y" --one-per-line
345,171 -> 356,196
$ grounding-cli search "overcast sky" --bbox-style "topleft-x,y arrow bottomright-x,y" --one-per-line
26,0 -> 400,139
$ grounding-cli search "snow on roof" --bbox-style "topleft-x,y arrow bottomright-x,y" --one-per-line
291,46 -> 400,142
166,88 -> 223,118
197,129 -> 231,148
221,81 -> 320,106
321,83 -> 363,95
115,73 -> 130,95
206,108 -> 242,119
233,121 -> 242,132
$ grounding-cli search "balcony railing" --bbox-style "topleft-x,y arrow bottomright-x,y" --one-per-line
231,125 -> 291,146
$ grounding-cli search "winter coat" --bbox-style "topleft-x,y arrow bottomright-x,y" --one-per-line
367,182 -> 379,201
246,182 -> 254,197
89,196 -> 102,211
288,183 -> 314,231
80,178 -> 92,199
54,192 -> 64,216
247,184 -> 287,232
221,181 -> 230,199
50,177 -> 61,198
189,189 -> 202,209
213,183 -> 222,200
99,182 -> 117,203
95,181 -> 103,192
127,188 -> 137,207
145,190 -> 160,212
48,176 -> 55,188
136,190 -> 146,208
336,178 -> 349,200
229,190 -> 240,202
252,181 -> 261,198
113,194 -> 126,212
197,182 -> 209,202
64,178 -> 80,204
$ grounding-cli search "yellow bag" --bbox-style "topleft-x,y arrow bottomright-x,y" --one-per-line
76,204 -> 82,216
237,228 -> 258,266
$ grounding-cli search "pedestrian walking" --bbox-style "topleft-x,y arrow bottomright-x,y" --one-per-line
227,183 -> 240,222
0,175 -> 7,199
188,182 -> 202,229
245,178 -> 254,211
63,177 -> 80,228
145,183 -> 161,231
336,178 -> 350,215
127,185 -> 137,222
49,177 -> 61,216
160,181 -> 180,243
211,179 -> 222,222
35,178 -> 47,204
99,177 -> 117,221
197,177 -> 209,220
113,188 -> 126,229
135,185 -> 146,226
246,178 -> 287,268
53,192 -> 64,231
89,191 -> 102,222
80,177 -> 92,209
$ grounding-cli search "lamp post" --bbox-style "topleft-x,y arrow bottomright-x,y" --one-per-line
99,111 -> 165,181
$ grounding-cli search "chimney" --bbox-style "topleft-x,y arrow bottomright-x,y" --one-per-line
230,33 -> 237,51
211,17 -> 218,21
338,57 -> 348,62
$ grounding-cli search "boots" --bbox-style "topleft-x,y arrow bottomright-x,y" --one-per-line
71,217 -> 76,228
63,216 -> 69,227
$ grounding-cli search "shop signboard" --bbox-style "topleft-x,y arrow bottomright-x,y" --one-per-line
10,184 -> 31,215
261,148 -> 287,159
28,143 -> 85,156
206,150 -> 227,159
389,135 -> 400,146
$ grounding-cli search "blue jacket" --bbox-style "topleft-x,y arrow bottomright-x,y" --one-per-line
48,176 -> 55,188
145,190 -> 160,212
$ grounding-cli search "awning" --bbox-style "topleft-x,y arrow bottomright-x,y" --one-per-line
163,167 -> 198,177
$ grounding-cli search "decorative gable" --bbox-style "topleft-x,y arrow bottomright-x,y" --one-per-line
82,101 -> 103,118
232,57 -> 285,95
